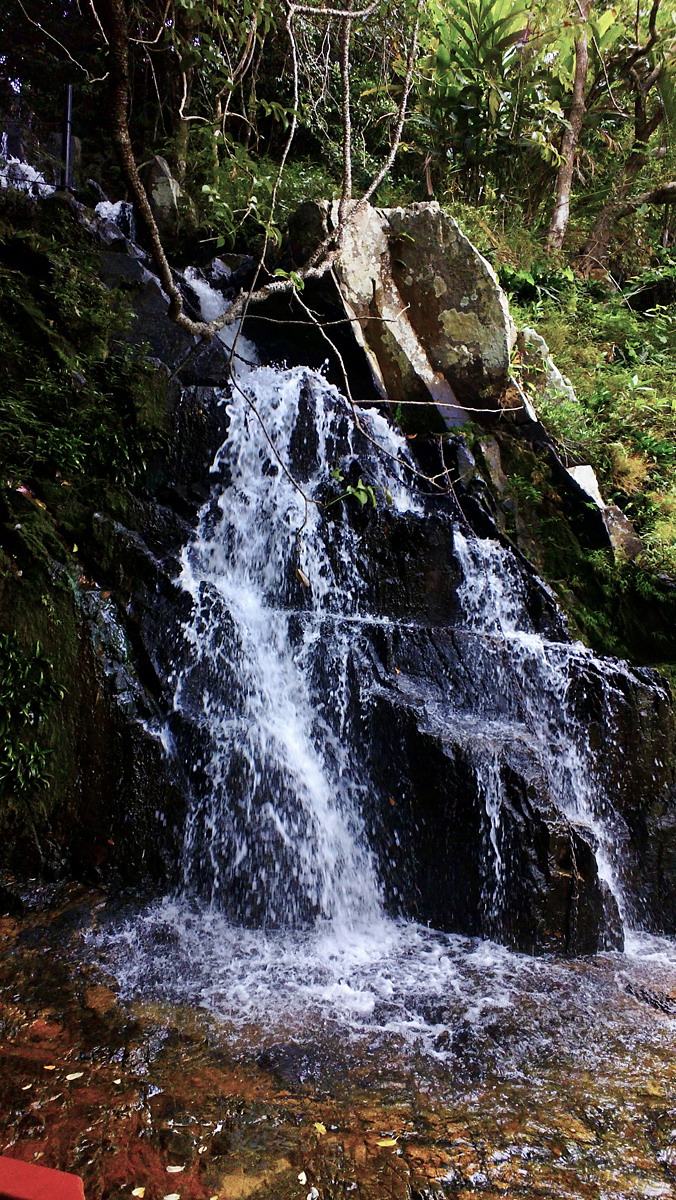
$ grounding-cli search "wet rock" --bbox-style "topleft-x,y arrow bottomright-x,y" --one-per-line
84,986 -> 118,1016
366,692 -> 620,954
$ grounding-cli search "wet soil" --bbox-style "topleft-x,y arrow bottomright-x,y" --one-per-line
1,884 -> 676,1200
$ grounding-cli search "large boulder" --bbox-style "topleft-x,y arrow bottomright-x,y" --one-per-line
285,200 -> 514,424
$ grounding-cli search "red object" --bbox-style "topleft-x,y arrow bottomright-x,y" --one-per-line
0,1156 -> 85,1200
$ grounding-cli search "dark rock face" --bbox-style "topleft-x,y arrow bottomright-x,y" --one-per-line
2,197 -> 675,959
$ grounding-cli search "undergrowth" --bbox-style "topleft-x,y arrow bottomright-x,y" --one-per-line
0,190 -> 169,488
507,274 -> 676,576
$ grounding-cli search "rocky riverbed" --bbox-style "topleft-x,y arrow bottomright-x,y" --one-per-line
2,883 -> 676,1200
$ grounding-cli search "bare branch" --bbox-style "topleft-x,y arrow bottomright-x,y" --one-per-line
18,0 -> 108,81
289,0 -> 380,17
130,0 -> 172,45
339,0 -> 354,222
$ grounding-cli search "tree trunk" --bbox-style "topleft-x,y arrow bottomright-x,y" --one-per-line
578,70 -> 664,274
95,0 -> 204,333
547,1 -> 591,253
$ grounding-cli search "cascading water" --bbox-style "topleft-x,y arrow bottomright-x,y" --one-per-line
90,267 -> 675,1074
172,367 -> 389,928
451,530 -> 633,929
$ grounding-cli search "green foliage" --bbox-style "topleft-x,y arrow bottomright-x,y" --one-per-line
0,633 -> 63,805
326,468 -> 391,509
0,195 -> 169,488
512,278 -> 676,575
499,260 -> 575,307
493,435 -> 676,662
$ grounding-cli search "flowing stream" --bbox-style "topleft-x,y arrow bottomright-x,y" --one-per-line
92,292 -> 676,1078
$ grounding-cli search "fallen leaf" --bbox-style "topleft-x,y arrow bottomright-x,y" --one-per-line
198,1145 -> 207,1154
163,1194 -> 180,1200
113,1078 -> 122,1085
34,1153 -> 44,1160
166,1165 -> 185,1173
43,1065 -> 56,1071
376,1137 -> 398,1147
65,1072 -> 84,1081
394,668 -> 401,675
72,543 -> 78,553
298,1171 -> 307,1184
313,1122 -> 326,1135
131,1190 -> 146,1198
21,1084 -> 32,1091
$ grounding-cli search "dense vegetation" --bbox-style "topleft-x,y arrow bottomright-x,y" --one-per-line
1,3 -> 675,612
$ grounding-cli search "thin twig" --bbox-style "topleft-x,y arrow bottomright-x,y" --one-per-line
130,0 -> 172,45
18,0 -> 108,80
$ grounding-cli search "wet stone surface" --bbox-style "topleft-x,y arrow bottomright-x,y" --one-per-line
1,886 -> 676,1200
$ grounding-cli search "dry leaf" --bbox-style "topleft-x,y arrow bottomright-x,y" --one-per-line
198,1145 -> 208,1154
313,1122 -> 326,1135
131,1190 -> 146,1198
166,1165 -> 185,1173
21,1084 -> 32,1091
376,1137 -> 398,1147
34,1153 -> 44,1160
113,1078 -> 122,1085
43,1065 -> 56,1071
163,1194 -> 181,1200
65,1072 -> 84,1081
298,1171 -> 307,1185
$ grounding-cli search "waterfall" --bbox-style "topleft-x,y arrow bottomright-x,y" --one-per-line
90,266 -> 673,1060
163,352 -> 636,936
452,530 -> 632,927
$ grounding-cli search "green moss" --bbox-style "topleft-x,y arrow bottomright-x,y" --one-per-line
510,285 -> 676,576
0,191 -> 170,492
490,434 -> 676,664
0,192 -> 175,860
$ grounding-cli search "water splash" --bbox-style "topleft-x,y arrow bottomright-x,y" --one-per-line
453,528 -> 633,924
170,365 -> 421,927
